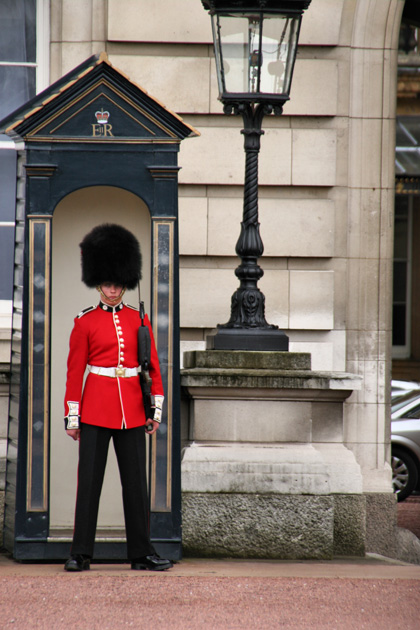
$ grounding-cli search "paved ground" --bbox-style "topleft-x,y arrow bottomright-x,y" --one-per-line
0,497 -> 418,629
1,554 -> 419,629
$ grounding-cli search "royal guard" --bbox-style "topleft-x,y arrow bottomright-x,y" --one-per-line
63,223 -> 172,572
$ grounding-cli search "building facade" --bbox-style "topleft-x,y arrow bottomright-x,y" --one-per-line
0,0 -> 417,555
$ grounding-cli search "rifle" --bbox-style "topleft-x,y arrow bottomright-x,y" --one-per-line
137,295 -> 155,431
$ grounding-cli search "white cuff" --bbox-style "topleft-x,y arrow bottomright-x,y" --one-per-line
153,395 -> 164,423
65,401 -> 80,429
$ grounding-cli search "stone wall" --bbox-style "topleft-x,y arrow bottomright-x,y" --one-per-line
46,0 -> 403,500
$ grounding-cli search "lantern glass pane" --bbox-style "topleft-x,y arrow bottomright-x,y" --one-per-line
213,12 -> 301,98
213,13 -> 260,94
260,15 -> 300,95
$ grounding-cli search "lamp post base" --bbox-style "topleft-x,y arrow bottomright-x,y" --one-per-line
206,327 -> 289,351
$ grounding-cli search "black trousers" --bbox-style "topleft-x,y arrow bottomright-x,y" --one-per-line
71,423 -> 155,560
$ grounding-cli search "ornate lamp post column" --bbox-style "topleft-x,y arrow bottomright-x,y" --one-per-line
202,0 -> 312,351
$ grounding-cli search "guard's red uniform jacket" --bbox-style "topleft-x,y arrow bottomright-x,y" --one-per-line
64,301 -> 163,430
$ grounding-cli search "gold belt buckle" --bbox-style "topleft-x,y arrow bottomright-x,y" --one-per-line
115,367 -> 126,377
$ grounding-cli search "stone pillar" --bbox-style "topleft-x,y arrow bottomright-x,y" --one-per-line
181,350 -> 364,559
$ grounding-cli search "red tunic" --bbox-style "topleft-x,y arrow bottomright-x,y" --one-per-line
64,302 -> 163,429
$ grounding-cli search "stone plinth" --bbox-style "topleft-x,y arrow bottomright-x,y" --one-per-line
181,350 -> 364,559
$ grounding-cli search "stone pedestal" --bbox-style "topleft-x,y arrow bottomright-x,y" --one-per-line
180,350 -> 364,559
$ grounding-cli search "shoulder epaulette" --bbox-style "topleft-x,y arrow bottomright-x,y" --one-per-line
77,305 -> 96,318
126,304 -> 139,312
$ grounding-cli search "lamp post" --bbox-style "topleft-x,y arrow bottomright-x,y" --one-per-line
202,0 -> 312,351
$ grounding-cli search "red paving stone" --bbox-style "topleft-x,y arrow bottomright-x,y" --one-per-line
0,573 -> 419,630
1,554 -> 420,630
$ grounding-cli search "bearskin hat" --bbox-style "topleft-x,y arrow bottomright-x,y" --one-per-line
80,224 -> 142,290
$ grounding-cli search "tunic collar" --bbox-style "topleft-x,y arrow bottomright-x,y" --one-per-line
99,301 -> 124,313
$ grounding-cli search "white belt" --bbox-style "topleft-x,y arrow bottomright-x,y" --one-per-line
88,365 -> 140,378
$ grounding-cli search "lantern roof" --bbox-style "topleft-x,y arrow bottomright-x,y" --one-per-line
0,52 -> 199,144
201,1 -> 312,14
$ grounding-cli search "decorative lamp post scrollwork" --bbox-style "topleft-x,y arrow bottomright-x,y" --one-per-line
202,0 -> 312,351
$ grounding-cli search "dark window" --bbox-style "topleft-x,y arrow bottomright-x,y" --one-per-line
0,149 -> 17,222
0,0 -> 36,62
0,0 -> 37,119
0,225 -> 14,300
0,66 -> 36,120
392,196 -> 411,351
0,0 -> 37,301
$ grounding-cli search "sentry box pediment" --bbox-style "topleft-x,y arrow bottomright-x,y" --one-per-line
3,52 -> 197,144
1,53 -> 197,561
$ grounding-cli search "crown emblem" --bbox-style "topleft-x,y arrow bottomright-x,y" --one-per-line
95,109 -> 110,124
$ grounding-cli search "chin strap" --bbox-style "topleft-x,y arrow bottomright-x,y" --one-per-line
96,286 -> 126,302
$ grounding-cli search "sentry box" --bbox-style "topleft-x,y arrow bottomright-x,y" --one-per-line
0,53 -> 197,561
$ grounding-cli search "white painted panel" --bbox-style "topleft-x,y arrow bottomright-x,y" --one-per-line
108,0 -> 342,46
109,54 -> 211,114
289,270 -> 334,329
50,187 -> 151,529
180,268 -> 239,328
292,129 -> 337,186
179,197 -> 208,255
207,198 -> 335,257
108,0 -> 212,43
283,59 -> 339,117
179,127 -> 292,186
299,0 -> 343,46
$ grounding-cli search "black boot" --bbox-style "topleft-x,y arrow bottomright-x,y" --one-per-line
64,554 -> 91,572
131,554 -> 173,571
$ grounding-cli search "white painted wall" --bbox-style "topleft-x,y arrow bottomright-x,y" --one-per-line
50,186 -> 151,529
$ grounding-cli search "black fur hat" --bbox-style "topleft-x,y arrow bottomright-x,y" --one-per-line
80,224 -> 142,290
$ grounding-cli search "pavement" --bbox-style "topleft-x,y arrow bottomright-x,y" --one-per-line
0,553 -> 419,629
0,497 -> 419,629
